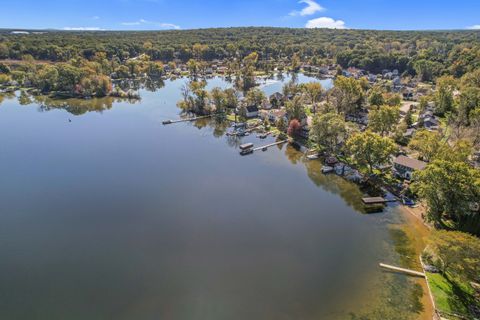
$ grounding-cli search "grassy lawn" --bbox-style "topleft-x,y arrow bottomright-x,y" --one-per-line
427,272 -> 473,319
225,113 -> 237,122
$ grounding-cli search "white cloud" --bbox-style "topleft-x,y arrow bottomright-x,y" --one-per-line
92,16 -> 100,20
63,27 -> 104,31
305,17 -> 346,29
467,25 -> 480,30
120,19 -> 180,29
290,0 -> 324,16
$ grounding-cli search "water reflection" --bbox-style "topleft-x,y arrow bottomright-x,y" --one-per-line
114,77 -> 166,92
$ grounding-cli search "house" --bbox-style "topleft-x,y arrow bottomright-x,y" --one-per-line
393,76 -> 401,87
319,67 -> 329,75
399,102 -> 415,116
418,109 -> 440,130
393,155 -> 427,180
403,128 -> 416,138
422,116 -> 439,130
269,109 -> 287,123
384,72 -> 394,80
245,105 -> 259,118
402,88 -> 415,100
368,74 -> 377,83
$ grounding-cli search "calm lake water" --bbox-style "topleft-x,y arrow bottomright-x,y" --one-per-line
0,74 -> 429,320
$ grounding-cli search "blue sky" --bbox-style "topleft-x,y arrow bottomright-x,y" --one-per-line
1,0 -> 479,31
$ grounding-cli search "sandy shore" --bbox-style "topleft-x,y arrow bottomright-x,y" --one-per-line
397,204 -> 436,320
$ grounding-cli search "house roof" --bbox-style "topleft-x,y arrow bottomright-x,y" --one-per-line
424,117 -> 439,125
269,109 -> 286,118
246,105 -> 259,113
270,92 -> 283,99
394,155 -> 427,171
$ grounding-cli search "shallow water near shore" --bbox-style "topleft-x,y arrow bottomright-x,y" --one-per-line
0,75 -> 431,320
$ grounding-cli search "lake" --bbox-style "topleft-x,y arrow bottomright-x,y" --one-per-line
0,74 -> 431,320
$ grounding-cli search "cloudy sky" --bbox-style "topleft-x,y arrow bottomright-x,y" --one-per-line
0,0 -> 479,31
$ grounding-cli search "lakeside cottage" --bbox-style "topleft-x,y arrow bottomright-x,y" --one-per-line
259,109 -> 287,123
393,155 -> 427,180
245,105 -> 259,118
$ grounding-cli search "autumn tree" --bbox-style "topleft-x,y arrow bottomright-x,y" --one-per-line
285,95 -> 306,120
435,75 -> 456,115
287,119 -> 302,138
239,51 -> 258,91
425,230 -> 480,283
245,87 -> 266,106
210,87 -> 227,114
331,76 -> 365,115
346,130 -> 397,174
413,160 -> 480,235
302,82 -> 324,114
368,86 -> 384,107
408,130 -> 444,162
224,88 -> 240,109
310,112 -> 347,154
368,105 -> 400,136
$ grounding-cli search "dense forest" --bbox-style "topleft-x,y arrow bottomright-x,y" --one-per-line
1,27 -> 480,76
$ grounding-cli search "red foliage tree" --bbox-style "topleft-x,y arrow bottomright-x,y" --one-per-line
287,119 -> 301,137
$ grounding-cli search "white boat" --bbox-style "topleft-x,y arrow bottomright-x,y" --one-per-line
322,166 -> 334,173
307,154 -> 319,160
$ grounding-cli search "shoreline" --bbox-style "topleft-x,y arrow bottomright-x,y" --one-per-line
397,204 -> 436,320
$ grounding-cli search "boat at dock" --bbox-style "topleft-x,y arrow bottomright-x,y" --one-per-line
240,148 -> 254,156
322,166 -> 334,173
240,143 -> 254,150
307,154 -> 319,160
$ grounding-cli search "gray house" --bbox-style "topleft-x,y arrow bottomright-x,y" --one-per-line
393,155 -> 427,180
245,105 -> 259,118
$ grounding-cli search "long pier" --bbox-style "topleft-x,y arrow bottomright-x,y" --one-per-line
162,115 -> 211,125
252,140 -> 289,151
379,263 -> 426,278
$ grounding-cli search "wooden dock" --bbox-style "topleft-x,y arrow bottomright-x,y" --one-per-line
379,263 -> 426,278
252,140 -> 289,152
362,197 -> 387,204
362,197 -> 398,204
162,115 -> 211,125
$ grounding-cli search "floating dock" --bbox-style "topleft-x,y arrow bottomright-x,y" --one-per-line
379,263 -> 426,278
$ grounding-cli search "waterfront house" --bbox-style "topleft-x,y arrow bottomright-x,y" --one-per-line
267,109 -> 287,123
393,155 -> 427,180
245,105 -> 259,118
